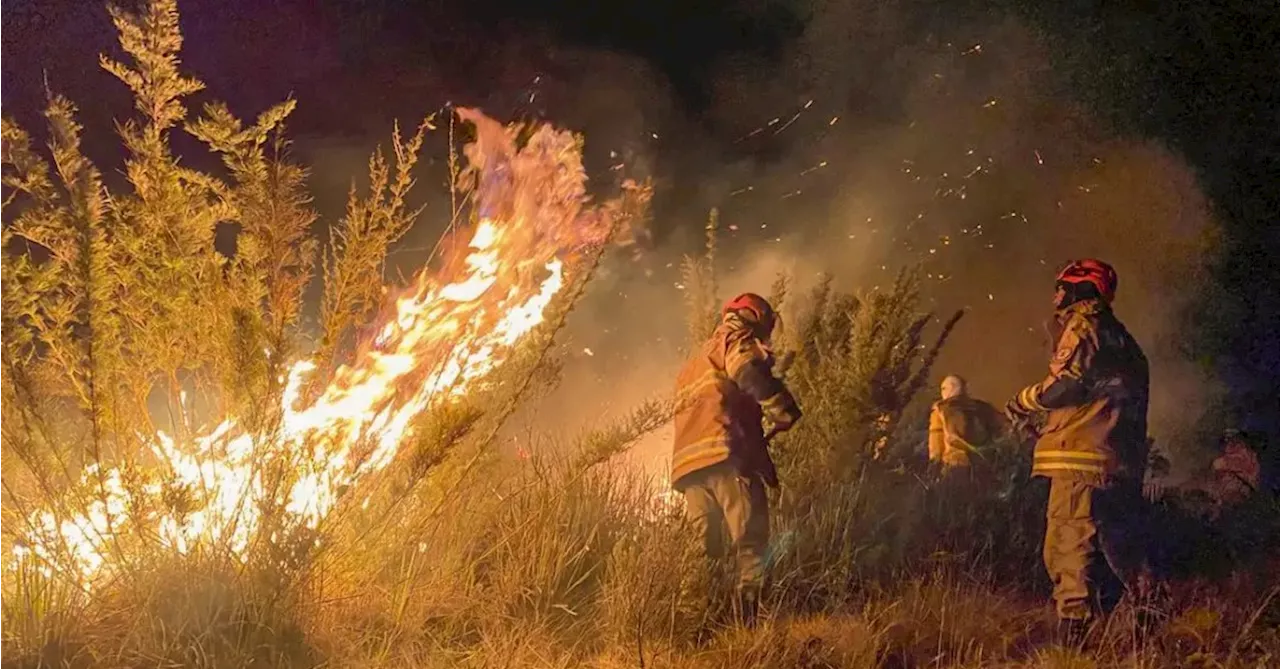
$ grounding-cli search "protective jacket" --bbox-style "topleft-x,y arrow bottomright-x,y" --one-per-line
928,396 -> 1005,467
1013,299 -> 1149,485
1211,444 -> 1261,505
671,314 -> 801,490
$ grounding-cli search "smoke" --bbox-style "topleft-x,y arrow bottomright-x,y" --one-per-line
521,7 -> 1223,475
284,3 -> 1221,474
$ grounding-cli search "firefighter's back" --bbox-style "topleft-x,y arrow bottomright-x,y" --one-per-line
671,329 -> 734,489
1037,302 -> 1150,481
941,396 -> 999,446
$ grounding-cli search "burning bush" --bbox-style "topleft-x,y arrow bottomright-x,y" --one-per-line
1,0 -> 651,657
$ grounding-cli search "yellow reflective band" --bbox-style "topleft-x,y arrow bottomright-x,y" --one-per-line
724,347 -> 756,378
726,338 -> 774,379
671,437 -> 732,479
1035,450 -> 1108,461
673,448 -> 729,468
1032,462 -> 1106,475
672,436 -> 730,460
1019,386 -> 1048,412
675,434 -> 729,449
676,369 -> 729,400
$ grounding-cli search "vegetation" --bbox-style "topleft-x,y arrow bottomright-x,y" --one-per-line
3,2 -> 1278,668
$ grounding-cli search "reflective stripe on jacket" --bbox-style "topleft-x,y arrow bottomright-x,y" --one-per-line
1016,300 -> 1149,485
671,315 -> 798,489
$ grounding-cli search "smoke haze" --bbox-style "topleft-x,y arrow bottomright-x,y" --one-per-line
497,9 -> 1222,477
260,3 -> 1226,479
1,0 -> 1226,475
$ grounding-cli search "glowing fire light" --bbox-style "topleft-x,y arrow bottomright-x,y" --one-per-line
11,108 -> 646,586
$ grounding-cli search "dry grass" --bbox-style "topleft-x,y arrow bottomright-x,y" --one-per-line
3,421 -> 1278,668
5,278 -> 1277,668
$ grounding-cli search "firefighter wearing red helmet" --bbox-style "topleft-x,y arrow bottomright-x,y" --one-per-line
671,292 -> 802,626
1005,259 -> 1152,644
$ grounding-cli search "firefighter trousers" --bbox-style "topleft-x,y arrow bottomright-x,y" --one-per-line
1043,477 -> 1148,621
681,461 -> 770,593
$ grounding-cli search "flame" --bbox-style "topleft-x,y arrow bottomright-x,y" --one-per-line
10,109 -> 647,586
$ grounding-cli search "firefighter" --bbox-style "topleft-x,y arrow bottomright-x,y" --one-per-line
928,374 -> 1005,475
671,293 -> 802,626
1209,429 -> 1261,509
1004,259 -> 1151,645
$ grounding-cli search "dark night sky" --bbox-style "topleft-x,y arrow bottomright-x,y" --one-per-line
3,0 -> 1279,442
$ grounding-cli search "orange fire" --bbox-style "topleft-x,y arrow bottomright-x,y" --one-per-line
12,108 -> 647,586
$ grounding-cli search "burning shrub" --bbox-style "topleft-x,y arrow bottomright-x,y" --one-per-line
1,0 -> 651,663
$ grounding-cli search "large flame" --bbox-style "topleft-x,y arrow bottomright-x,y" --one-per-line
11,109 -> 644,585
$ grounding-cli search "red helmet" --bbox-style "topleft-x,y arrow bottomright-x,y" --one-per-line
723,293 -> 776,333
1056,259 -> 1118,303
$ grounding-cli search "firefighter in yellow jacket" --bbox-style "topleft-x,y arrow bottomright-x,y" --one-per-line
672,293 -> 802,625
1005,259 -> 1151,644
928,374 -> 1006,474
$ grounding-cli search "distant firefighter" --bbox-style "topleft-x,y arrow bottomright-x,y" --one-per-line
927,374 -> 1005,473
671,293 -> 802,627
1209,429 -> 1261,508
1004,259 -> 1152,645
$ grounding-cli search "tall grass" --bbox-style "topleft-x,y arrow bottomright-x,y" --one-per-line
4,2 -> 1279,668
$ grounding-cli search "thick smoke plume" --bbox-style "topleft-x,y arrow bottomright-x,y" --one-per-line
519,11 -> 1221,477
280,3 -> 1219,476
